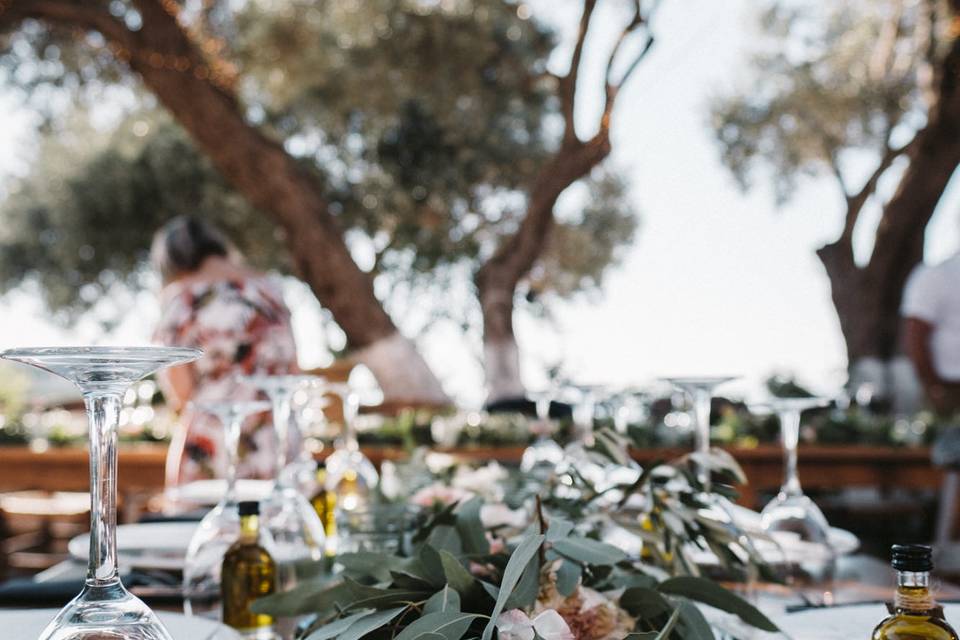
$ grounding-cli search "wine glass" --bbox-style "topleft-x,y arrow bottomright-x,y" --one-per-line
662,376 -> 738,492
520,389 -> 565,474
323,382 -> 379,513
182,398 -> 271,620
1,346 -> 200,640
241,374 -> 327,589
755,397 -> 835,583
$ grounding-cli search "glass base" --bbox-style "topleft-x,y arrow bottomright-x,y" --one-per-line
183,502 -> 241,620
520,437 -> 564,474
39,580 -> 173,640
261,488 -> 326,589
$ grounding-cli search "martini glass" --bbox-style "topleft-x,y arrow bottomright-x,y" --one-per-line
520,389 -> 564,475
756,397 -> 835,583
182,398 -> 271,620
241,374 -> 326,588
1,346 -> 200,640
323,382 -> 379,513
662,376 -> 738,492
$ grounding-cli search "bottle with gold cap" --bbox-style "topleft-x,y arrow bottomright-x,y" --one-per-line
221,500 -> 278,639
872,544 -> 958,640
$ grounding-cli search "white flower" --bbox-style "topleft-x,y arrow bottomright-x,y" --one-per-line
480,503 -> 529,529
495,609 -> 573,640
451,462 -> 508,500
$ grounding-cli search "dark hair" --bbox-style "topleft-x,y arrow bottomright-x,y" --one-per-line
151,216 -> 233,283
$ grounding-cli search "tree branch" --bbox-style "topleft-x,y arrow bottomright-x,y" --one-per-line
600,0 -> 658,130
838,137 -> 914,247
0,0 -> 133,48
560,0 -> 598,148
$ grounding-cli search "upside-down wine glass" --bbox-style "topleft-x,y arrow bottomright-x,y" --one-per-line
1,346 -> 200,640
323,381 -> 379,513
662,376 -> 738,493
520,389 -> 565,475
241,374 -> 326,589
757,397 -> 835,583
182,398 -> 271,620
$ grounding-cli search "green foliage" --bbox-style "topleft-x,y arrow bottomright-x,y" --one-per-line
254,495 -> 776,640
710,0 -> 946,202
0,0 -> 637,327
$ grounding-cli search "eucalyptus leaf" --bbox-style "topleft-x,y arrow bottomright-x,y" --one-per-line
657,576 -> 778,631
652,605 -> 682,640
676,601 -> 715,640
619,587 -> 673,619
552,536 -> 626,565
439,550 -> 483,598
427,524 -> 465,556
545,518 -> 574,542
455,497 -> 489,555
418,544 -> 449,588
503,553 -> 539,610
253,577 -> 350,617
338,552 -> 408,583
393,611 -> 482,640
480,533 -> 544,640
337,607 -> 408,640
555,560 -> 582,597
424,586 -> 462,614
304,610 -> 375,640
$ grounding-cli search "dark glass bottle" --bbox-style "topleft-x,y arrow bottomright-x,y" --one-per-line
872,544 -> 959,640
221,500 -> 278,639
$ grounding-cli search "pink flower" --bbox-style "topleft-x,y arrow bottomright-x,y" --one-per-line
410,483 -> 470,508
496,609 -> 574,640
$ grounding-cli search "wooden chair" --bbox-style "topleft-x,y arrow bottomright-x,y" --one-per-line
0,491 -> 88,578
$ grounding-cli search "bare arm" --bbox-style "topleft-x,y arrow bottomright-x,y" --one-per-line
158,363 -> 196,412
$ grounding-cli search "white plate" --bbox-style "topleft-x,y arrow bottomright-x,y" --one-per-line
69,522 -> 197,570
168,479 -> 273,506
777,602 -> 960,640
0,608 -> 240,640
727,503 -> 860,556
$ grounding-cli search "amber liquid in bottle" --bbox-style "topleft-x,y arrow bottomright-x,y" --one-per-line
872,545 -> 959,640
310,460 -> 337,540
221,502 -> 278,639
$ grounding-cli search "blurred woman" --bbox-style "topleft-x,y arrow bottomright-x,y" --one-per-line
152,215 -> 299,489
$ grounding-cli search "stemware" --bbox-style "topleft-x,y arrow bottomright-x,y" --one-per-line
323,382 -> 379,515
241,374 -> 327,588
662,376 -> 738,492
520,389 -> 565,474
2,346 -> 200,640
182,398 -> 271,620
755,397 -> 835,582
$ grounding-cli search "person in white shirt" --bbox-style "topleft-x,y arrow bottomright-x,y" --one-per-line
902,252 -> 960,414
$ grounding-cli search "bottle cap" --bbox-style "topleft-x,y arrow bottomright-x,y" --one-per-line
238,500 -> 260,517
891,544 -> 933,572
316,459 -> 327,470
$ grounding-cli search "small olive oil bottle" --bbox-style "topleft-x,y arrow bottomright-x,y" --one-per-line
311,460 -> 337,538
872,544 -> 959,640
221,500 -> 278,639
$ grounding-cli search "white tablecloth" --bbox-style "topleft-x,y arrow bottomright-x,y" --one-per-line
0,608 -> 240,640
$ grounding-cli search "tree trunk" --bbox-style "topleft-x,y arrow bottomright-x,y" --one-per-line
477,137 -> 611,403
4,0 -> 450,403
817,17 -> 960,369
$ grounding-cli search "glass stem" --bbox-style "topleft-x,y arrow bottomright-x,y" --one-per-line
224,414 -> 242,506
779,409 -> 802,496
273,393 -> 291,489
83,392 -> 122,586
343,392 -> 359,452
693,389 -> 712,491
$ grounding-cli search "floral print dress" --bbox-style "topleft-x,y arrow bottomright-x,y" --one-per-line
154,277 -> 298,486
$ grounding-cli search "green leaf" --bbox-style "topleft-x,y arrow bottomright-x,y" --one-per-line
427,524 -> 465,556
338,552 -> 408,582
657,576 -> 778,632
253,577 -> 350,617
424,586 -> 461,614
481,534 -> 544,640
545,518 -> 574,542
555,560 -> 581,597
652,605 -> 682,640
552,536 -> 626,566
676,601 -> 715,640
503,553 -> 539,610
337,607 -> 408,640
455,497 -> 489,555
439,550 -> 480,597
619,587 -> 673,619
417,544 -> 449,588
394,611 -> 482,640
304,610 -> 374,640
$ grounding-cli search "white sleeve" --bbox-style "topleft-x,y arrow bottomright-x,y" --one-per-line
901,265 -> 941,323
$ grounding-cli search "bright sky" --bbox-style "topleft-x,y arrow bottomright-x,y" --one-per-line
0,0 -> 959,406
